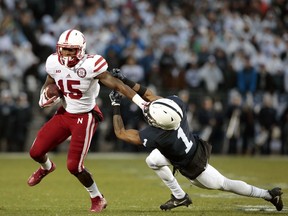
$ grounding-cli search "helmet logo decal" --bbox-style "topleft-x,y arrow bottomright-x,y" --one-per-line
65,29 -> 73,43
77,68 -> 87,78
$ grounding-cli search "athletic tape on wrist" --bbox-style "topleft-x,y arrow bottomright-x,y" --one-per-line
132,94 -> 146,110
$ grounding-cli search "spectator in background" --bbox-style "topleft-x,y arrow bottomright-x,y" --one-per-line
197,96 -> 214,142
158,45 -> 178,89
240,98 -> 257,155
0,90 -> 16,152
1,57 -> 23,97
197,45 -> 211,67
196,96 -> 224,153
139,46 -> 155,86
184,61 -> 202,92
11,92 -> 32,152
279,105 -> 288,155
211,99 -> 225,154
225,91 -> 242,154
120,56 -> 145,85
198,55 -> 224,95
257,93 -> 278,155
237,56 -> 258,97
231,49 -> 246,74
266,52 -> 284,93
284,66 -> 288,94
256,63 -> 276,95
214,47 -> 229,75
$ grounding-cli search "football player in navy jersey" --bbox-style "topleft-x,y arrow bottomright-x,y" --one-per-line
108,69 -> 283,211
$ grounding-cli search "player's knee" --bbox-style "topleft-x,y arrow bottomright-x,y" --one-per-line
67,159 -> 79,174
145,155 -> 159,169
212,177 -> 226,190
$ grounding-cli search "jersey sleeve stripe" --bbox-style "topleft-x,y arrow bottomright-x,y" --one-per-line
94,56 -> 104,67
94,61 -> 107,72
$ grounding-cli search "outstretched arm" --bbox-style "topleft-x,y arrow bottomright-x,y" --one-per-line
109,91 -> 142,145
98,71 -> 147,110
110,69 -> 162,102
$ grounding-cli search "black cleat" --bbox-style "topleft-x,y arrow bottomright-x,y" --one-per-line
265,187 -> 283,211
160,193 -> 192,211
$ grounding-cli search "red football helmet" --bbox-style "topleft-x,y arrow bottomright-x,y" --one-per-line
56,29 -> 86,67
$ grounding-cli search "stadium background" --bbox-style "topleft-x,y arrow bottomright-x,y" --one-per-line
0,0 -> 288,156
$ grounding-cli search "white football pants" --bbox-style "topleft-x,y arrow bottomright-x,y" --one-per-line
146,149 -> 271,200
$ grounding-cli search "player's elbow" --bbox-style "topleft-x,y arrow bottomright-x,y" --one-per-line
114,128 -> 126,141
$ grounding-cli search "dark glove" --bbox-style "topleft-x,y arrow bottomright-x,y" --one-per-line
109,90 -> 122,106
110,68 -> 126,81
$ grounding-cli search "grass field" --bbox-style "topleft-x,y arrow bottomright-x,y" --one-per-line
0,153 -> 287,216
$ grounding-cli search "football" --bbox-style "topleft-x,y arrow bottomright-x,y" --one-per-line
45,84 -> 61,99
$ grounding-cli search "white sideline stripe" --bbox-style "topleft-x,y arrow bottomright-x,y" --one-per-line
237,205 -> 288,212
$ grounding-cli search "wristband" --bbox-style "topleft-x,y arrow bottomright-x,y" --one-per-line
113,106 -> 121,115
138,85 -> 148,96
123,78 -> 136,88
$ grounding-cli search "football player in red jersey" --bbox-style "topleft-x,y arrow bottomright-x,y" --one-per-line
108,69 -> 283,212
27,29 -> 147,213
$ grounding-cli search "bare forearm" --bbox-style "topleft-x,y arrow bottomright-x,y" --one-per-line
112,106 -> 142,145
112,107 -> 125,136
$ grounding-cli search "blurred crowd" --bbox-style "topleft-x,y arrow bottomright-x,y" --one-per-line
0,0 -> 288,155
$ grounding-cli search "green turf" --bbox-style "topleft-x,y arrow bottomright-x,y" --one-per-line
0,153 -> 287,216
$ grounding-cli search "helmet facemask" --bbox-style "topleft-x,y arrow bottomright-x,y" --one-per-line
143,102 -> 158,128
57,46 -> 81,67
56,29 -> 86,68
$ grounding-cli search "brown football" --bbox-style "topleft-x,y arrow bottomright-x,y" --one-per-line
45,84 -> 61,98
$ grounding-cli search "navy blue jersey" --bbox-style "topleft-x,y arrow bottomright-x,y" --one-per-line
139,95 -> 197,167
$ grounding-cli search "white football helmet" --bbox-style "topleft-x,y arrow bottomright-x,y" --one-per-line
56,29 -> 86,67
143,98 -> 183,130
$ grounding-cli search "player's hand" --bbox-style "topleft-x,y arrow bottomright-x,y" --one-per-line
110,68 -> 126,81
39,89 -> 60,108
109,90 -> 122,106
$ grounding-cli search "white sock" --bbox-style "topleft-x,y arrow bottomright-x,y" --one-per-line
154,166 -> 186,199
40,158 -> 52,170
223,179 -> 272,199
250,187 -> 272,200
86,182 -> 102,198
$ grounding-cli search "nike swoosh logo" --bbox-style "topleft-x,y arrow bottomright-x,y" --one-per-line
173,200 -> 187,206
274,196 -> 280,203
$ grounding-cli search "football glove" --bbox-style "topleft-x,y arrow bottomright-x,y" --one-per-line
110,68 -> 126,81
109,90 -> 122,106
39,89 -> 60,108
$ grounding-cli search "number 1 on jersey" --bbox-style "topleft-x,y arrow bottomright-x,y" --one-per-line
177,127 -> 193,153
